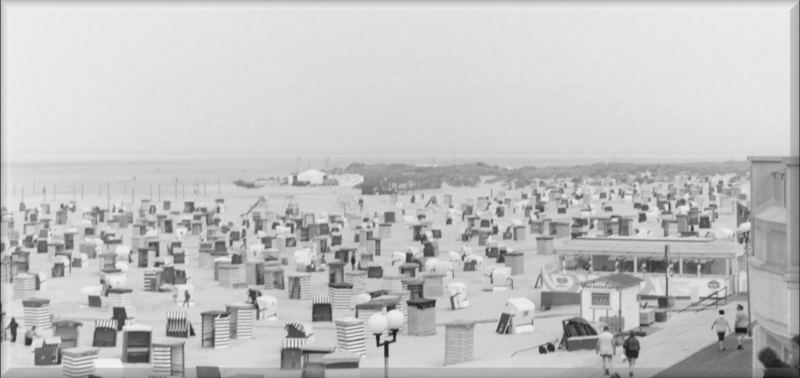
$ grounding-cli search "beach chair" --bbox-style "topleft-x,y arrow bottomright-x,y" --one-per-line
285,322 -> 313,340
311,296 -> 332,322
34,337 -> 62,366
92,319 -> 118,347
166,311 -> 195,338
281,338 -> 307,370
112,307 -> 134,331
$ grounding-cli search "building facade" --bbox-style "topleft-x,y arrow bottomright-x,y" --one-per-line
748,2 -> 799,368
748,156 -> 799,365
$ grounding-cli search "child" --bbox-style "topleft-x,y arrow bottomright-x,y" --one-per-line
24,326 -> 39,347
711,309 -> 732,351
734,304 -> 749,350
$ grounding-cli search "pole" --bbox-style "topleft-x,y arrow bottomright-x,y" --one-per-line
665,244 -> 670,318
745,232 -> 753,337
384,342 -> 389,378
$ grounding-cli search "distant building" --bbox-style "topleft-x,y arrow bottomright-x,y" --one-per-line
296,169 -> 328,185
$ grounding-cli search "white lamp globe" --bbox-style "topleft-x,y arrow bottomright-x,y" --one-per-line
386,309 -> 404,330
737,222 -> 751,233
367,313 -> 388,335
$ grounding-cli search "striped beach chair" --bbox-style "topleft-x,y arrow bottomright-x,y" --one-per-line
285,322 -> 313,340
92,319 -> 118,347
311,296 -> 332,322
33,335 -> 63,366
166,311 -> 195,338
365,262 -> 383,278
280,337 -> 308,370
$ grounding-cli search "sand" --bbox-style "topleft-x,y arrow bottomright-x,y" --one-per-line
0,180 -> 743,377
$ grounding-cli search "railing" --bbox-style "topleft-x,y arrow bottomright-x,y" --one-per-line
678,286 -> 729,313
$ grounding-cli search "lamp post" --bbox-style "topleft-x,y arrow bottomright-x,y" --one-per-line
367,310 -> 404,378
738,221 -> 753,337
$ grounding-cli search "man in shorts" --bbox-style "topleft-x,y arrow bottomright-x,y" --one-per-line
711,309 -> 732,351
596,326 -> 616,376
622,330 -> 640,377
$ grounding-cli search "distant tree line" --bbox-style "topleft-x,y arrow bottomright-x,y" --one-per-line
346,161 -> 750,191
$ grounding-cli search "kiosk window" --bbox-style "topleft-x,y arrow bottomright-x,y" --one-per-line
591,293 -> 611,306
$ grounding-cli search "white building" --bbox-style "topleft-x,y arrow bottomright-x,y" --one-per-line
296,169 -> 328,185
579,273 -> 643,333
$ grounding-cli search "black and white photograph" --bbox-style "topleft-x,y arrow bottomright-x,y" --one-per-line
0,1 -> 798,377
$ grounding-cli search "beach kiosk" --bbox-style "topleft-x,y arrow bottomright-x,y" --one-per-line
579,273 -> 643,333
542,237 -> 742,308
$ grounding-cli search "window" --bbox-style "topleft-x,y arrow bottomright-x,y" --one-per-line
591,293 -> 611,306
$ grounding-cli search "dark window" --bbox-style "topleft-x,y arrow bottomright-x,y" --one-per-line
591,293 -> 611,306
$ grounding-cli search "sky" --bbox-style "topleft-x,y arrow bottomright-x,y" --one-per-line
1,0 -> 797,163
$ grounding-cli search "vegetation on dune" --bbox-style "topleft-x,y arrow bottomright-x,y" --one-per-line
232,179 -> 260,189
345,161 -> 750,191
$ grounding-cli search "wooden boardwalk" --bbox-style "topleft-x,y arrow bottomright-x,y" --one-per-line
653,338 -> 753,378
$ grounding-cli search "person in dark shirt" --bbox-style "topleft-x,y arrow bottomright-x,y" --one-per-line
622,331 -> 641,377
183,290 -> 191,307
5,317 -> 18,343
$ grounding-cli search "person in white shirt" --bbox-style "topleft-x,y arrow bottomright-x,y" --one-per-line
596,326 -> 616,376
711,309 -> 732,351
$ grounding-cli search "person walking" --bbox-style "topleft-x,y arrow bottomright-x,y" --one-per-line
712,309 -> 732,351
183,290 -> 191,307
240,224 -> 247,249
350,252 -> 356,271
5,317 -> 18,343
596,326 -> 616,376
622,331 -> 640,377
735,304 -> 749,350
